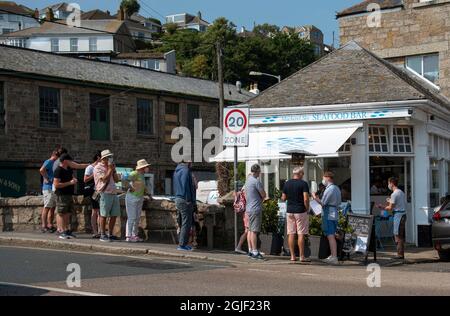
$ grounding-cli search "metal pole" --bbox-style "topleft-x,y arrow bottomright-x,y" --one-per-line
234,146 -> 238,249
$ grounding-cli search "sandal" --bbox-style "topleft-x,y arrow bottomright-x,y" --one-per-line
300,258 -> 311,263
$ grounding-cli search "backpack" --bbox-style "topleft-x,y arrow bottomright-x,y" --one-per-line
233,189 -> 246,214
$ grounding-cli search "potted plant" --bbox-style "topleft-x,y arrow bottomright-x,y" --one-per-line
259,190 -> 282,255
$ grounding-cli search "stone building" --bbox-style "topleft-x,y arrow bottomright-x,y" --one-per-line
0,44 -> 252,197
337,0 -> 450,98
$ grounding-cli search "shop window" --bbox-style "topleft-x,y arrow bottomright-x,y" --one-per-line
338,138 -> 352,153
165,102 -> 179,144
369,126 -> 389,154
0,82 -> 4,133
90,94 -> 110,141
393,127 -> 413,153
430,159 -> 440,207
39,87 -> 60,128
137,98 -> 154,135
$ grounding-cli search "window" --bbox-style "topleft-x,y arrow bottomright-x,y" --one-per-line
338,138 -> 352,153
430,159 -> 440,207
51,38 -> 59,52
10,39 -> 25,47
89,38 -> 97,52
369,126 -> 389,153
2,28 -> 14,34
165,102 -> 179,143
90,94 -> 110,141
39,87 -> 60,128
0,82 -> 5,133
8,15 -> 19,22
143,59 -> 160,70
187,104 -> 199,132
0,15 -> 4,21
393,127 -> 414,153
70,38 -> 78,52
314,45 -> 321,56
137,98 -> 154,135
406,54 -> 439,84
137,32 -> 145,40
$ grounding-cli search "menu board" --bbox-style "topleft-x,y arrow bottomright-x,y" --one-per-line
346,214 -> 374,255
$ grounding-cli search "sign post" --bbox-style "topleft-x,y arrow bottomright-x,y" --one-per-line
223,107 -> 250,249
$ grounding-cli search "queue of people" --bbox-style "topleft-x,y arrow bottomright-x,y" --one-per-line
39,147 -> 152,243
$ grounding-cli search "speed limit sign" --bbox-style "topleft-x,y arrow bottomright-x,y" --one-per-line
223,107 -> 249,147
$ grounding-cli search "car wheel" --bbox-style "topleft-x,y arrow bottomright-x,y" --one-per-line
438,250 -> 450,262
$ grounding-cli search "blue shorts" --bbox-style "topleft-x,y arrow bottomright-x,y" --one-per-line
322,219 -> 338,236
100,193 -> 121,218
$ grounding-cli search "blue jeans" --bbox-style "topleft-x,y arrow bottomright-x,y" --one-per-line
175,198 -> 194,247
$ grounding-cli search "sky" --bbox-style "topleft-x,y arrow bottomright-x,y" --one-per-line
18,0 -> 363,44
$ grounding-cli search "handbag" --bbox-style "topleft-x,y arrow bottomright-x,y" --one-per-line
91,179 -> 109,202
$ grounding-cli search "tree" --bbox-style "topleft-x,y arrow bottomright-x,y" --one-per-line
252,23 -> 280,37
120,0 -> 140,17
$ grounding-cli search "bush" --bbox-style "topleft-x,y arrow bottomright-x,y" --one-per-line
261,188 -> 282,234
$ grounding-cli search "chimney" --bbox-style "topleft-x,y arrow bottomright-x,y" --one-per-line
197,11 -> 202,20
106,10 -> 110,16
117,8 -> 126,21
34,8 -> 39,19
240,26 -> 246,33
249,83 -> 260,95
45,8 -> 55,21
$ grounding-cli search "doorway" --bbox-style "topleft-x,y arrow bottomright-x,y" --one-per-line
369,156 -> 414,243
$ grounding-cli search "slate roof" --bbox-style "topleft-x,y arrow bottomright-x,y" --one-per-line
0,20 -> 126,37
0,44 -> 252,103
248,41 -> 450,109
81,9 -> 114,20
337,0 -> 404,18
0,1 -> 34,15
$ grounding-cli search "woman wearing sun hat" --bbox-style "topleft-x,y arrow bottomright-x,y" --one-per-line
125,159 -> 150,243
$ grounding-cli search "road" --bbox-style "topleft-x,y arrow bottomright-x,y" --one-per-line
1,245 -> 450,296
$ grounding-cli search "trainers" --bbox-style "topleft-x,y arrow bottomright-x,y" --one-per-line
41,227 -> 49,233
126,237 -> 137,243
67,230 -> 76,238
59,233 -> 70,240
100,235 -> 111,242
108,235 -> 120,241
251,253 -> 265,261
177,246 -> 192,251
134,236 -> 144,242
48,227 -> 57,234
92,234 -> 101,239
322,256 -> 339,265
235,248 -> 247,255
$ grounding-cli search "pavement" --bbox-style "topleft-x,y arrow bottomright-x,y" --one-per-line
0,231 -> 440,266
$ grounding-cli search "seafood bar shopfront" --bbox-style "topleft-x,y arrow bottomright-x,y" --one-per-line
213,43 -> 450,246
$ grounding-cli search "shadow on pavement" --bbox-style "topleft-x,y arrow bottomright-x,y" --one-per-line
0,284 -> 49,296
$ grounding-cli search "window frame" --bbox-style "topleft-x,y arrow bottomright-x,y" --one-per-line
89,37 -> 97,52
39,86 -> 61,129
50,38 -> 59,52
137,98 -> 155,136
405,53 -> 439,86
70,38 -> 78,52
164,102 -> 180,144
392,126 -> 414,154
368,125 -> 390,154
0,81 -> 5,133
89,93 -> 110,141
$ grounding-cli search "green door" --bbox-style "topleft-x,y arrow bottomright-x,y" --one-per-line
90,94 -> 110,141
0,167 -> 27,197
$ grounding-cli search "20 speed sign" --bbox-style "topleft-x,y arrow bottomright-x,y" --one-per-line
223,107 -> 249,147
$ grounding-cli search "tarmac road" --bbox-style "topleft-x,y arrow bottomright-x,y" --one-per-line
1,245 -> 450,296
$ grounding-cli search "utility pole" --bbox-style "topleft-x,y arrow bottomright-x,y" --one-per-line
216,41 -> 225,130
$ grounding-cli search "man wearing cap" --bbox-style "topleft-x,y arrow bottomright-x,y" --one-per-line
125,159 -> 151,243
53,153 -> 78,240
173,157 -> 196,251
94,150 -> 120,242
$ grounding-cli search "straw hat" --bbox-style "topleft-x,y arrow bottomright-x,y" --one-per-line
101,149 -> 114,160
136,159 -> 151,170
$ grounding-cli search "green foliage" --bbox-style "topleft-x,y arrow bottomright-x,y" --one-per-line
262,198 -> 279,234
120,0 -> 140,16
153,18 -> 316,86
309,215 -> 322,236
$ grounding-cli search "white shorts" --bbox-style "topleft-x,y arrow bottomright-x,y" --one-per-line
43,190 -> 57,208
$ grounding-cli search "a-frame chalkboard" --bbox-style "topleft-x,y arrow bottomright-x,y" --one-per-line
344,214 -> 376,264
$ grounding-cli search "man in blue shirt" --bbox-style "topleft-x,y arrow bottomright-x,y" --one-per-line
39,150 -> 58,233
173,158 -> 196,251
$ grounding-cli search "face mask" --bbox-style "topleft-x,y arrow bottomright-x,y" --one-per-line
108,157 -> 114,164
322,179 -> 328,186
388,184 -> 393,191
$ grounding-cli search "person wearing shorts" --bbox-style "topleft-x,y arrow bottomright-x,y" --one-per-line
378,177 -> 407,260
245,164 -> 266,260
53,154 -> 78,240
94,150 -> 120,242
39,150 -> 58,233
313,171 -> 342,265
84,151 -> 101,238
281,167 -> 310,262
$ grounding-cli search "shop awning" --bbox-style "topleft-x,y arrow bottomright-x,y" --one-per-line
210,123 -> 362,162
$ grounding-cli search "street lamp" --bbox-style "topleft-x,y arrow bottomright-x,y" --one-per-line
249,71 -> 281,83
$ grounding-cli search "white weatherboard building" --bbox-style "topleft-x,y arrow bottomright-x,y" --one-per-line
213,42 -> 450,246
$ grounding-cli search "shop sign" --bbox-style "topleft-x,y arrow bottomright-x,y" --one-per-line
251,108 -> 411,125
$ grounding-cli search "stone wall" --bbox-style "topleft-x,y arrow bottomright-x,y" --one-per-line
338,0 -> 450,97
0,196 -> 233,249
0,75 -> 219,195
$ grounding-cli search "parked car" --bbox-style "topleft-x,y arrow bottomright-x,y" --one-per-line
432,195 -> 450,261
